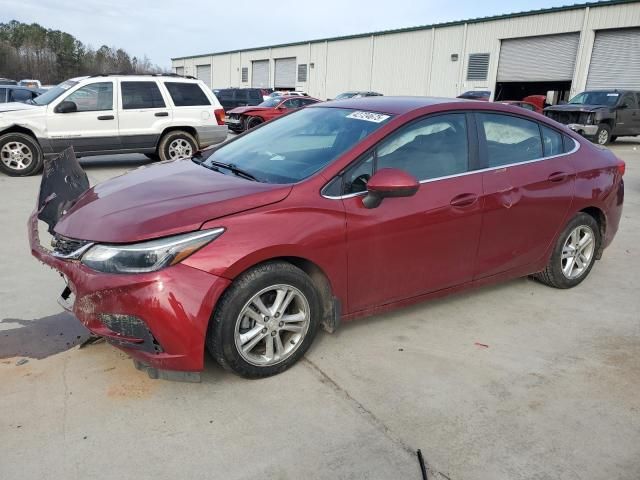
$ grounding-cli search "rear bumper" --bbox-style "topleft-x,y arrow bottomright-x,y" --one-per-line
196,124 -> 228,148
567,124 -> 598,136
28,211 -> 231,373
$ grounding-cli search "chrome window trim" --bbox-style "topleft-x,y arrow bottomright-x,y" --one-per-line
321,136 -> 580,200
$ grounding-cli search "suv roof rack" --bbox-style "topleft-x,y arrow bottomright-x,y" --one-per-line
88,73 -> 197,80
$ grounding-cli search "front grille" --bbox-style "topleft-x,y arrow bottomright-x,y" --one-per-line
546,111 -> 591,125
52,235 -> 90,256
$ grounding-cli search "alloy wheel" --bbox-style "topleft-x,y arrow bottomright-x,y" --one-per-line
167,138 -> 193,159
1,141 -> 33,171
597,129 -> 609,145
561,225 -> 596,279
234,284 -> 310,366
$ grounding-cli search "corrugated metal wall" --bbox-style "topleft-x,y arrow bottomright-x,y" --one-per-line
172,2 -> 640,100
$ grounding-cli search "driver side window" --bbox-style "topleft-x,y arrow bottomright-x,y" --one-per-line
64,82 -> 113,112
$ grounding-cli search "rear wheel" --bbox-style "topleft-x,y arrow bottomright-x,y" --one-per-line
158,130 -> 197,161
0,132 -> 43,176
246,117 -> 263,130
534,213 -> 600,289
595,124 -> 611,145
206,261 -> 320,378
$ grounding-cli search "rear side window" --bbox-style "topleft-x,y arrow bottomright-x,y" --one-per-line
478,113 -> 542,167
9,89 -> 33,102
165,82 -> 211,106
121,82 -> 165,109
0,88 -> 7,102
563,135 -> 576,153
248,89 -> 262,100
541,125 -> 563,157
217,89 -> 233,100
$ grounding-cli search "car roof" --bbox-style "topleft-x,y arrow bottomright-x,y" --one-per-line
318,96 -> 472,114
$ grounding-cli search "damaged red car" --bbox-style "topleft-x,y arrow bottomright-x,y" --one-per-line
29,97 -> 625,381
225,95 -> 320,132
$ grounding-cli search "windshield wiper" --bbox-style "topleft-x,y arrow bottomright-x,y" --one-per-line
206,160 -> 261,182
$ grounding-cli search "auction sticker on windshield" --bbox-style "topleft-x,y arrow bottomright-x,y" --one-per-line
346,111 -> 390,123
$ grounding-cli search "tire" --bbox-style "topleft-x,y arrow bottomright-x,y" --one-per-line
0,132 -> 43,176
246,117 -> 263,130
594,124 -> 611,145
610,136 -> 618,143
157,130 -> 198,161
206,261 -> 320,378
534,213 -> 601,289
144,153 -> 160,161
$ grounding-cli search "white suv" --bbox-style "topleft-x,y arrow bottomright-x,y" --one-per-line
0,74 -> 227,176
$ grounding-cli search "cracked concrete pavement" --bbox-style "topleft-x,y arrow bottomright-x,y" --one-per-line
1,141 -> 639,479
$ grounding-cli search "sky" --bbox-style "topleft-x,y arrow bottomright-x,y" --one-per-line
5,0 -> 583,68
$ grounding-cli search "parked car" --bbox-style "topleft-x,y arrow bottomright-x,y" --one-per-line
225,95 -> 320,132
19,79 -> 42,89
457,90 -> 491,101
544,89 -> 640,145
214,88 -> 273,111
0,74 -> 227,176
29,97 -> 625,381
268,91 -> 309,98
499,100 -> 542,113
0,85 -> 42,104
332,91 -> 383,100
0,78 -> 18,85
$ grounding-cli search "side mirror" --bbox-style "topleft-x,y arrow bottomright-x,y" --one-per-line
617,103 -> 628,110
362,168 -> 419,209
55,101 -> 77,113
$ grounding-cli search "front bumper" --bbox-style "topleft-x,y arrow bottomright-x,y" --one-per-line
567,123 -> 598,136
28,211 -> 231,374
224,118 -> 244,131
196,124 -> 228,148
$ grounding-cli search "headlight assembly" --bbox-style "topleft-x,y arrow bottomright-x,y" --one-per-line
81,228 -> 224,274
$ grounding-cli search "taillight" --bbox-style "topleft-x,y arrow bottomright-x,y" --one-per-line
214,108 -> 225,125
617,160 -> 626,176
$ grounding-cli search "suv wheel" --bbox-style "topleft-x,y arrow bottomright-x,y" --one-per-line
206,261 -> 320,378
0,132 -> 43,176
595,124 -> 611,145
534,213 -> 600,289
246,117 -> 263,130
158,130 -> 197,161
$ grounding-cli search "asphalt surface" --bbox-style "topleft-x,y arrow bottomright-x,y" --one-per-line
1,140 -> 639,480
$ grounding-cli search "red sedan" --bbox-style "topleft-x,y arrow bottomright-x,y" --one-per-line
30,97 -> 625,381
225,95 -> 320,132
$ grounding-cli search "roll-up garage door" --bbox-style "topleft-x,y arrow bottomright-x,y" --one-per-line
497,33 -> 580,82
175,66 -> 184,76
274,58 -> 296,89
587,28 -> 640,90
251,60 -> 269,88
196,64 -> 212,88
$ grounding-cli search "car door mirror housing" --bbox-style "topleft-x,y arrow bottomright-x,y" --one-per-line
362,168 -> 420,209
55,101 -> 78,113
617,103 -> 629,110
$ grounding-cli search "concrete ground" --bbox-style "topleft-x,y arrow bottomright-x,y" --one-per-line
1,141 -> 639,480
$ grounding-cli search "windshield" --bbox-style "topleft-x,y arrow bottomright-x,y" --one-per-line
32,80 -> 78,105
569,91 -> 620,106
259,98 -> 282,107
335,92 -> 356,100
202,107 -> 392,183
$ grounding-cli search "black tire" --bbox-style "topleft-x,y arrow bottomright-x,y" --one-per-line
157,130 -> 198,162
534,213 -> 601,289
0,132 -> 43,176
144,153 -> 160,161
206,261 -> 320,378
246,117 -> 263,130
594,124 -> 611,145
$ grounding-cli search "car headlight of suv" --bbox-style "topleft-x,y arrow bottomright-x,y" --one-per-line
81,228 -> 224,274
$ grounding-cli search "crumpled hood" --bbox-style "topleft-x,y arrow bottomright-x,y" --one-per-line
54,159 -> 292,243
544,104 -> 608,113
0,102 -> 40,113
228,106 -> 271,115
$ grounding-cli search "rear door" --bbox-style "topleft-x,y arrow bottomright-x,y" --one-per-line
474,113 -> 575,279
162,81 -> 213,129
343,113 -> 484,312
46,80 -> 120,154
118,80 -> 171,150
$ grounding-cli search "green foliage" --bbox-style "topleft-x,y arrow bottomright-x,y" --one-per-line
0,20 -> 165,84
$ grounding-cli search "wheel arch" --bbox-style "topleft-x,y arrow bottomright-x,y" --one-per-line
0,124 -> 40,142
156,126 -> 198,148
580,206 -> 606,259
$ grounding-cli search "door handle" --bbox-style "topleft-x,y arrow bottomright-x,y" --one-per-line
548,172 -> 568,183
97,115 -> 114,120
154,112 -> 169,117
450,193 -> 478,208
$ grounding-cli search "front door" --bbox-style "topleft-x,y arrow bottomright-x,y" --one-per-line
474,113 -> 575,278
46,80 -> 119,154
616,93 -> 640,136
343,113 -> 484,313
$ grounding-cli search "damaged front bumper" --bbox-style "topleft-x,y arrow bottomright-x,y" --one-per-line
567,123 -> 598,137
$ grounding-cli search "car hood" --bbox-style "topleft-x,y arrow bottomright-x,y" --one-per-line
544,104 -> 608,113
0,102 -> 40,113
54,159 -> 292,243
228,106 -> 271,115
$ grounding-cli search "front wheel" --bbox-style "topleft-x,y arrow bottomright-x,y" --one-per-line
0,132 -> 43,176
246,116 -> 263,130
158,130 -> 198,161
595,124 -> 611,145
534,213 -> 601,289
207,261 -> 320,378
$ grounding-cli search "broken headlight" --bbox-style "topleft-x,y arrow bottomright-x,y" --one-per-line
81,228 -> 224,274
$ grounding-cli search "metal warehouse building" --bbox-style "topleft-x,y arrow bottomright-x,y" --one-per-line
172,0 -> 640,101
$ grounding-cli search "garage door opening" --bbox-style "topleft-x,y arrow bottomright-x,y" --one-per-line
495,81 -> 572,103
